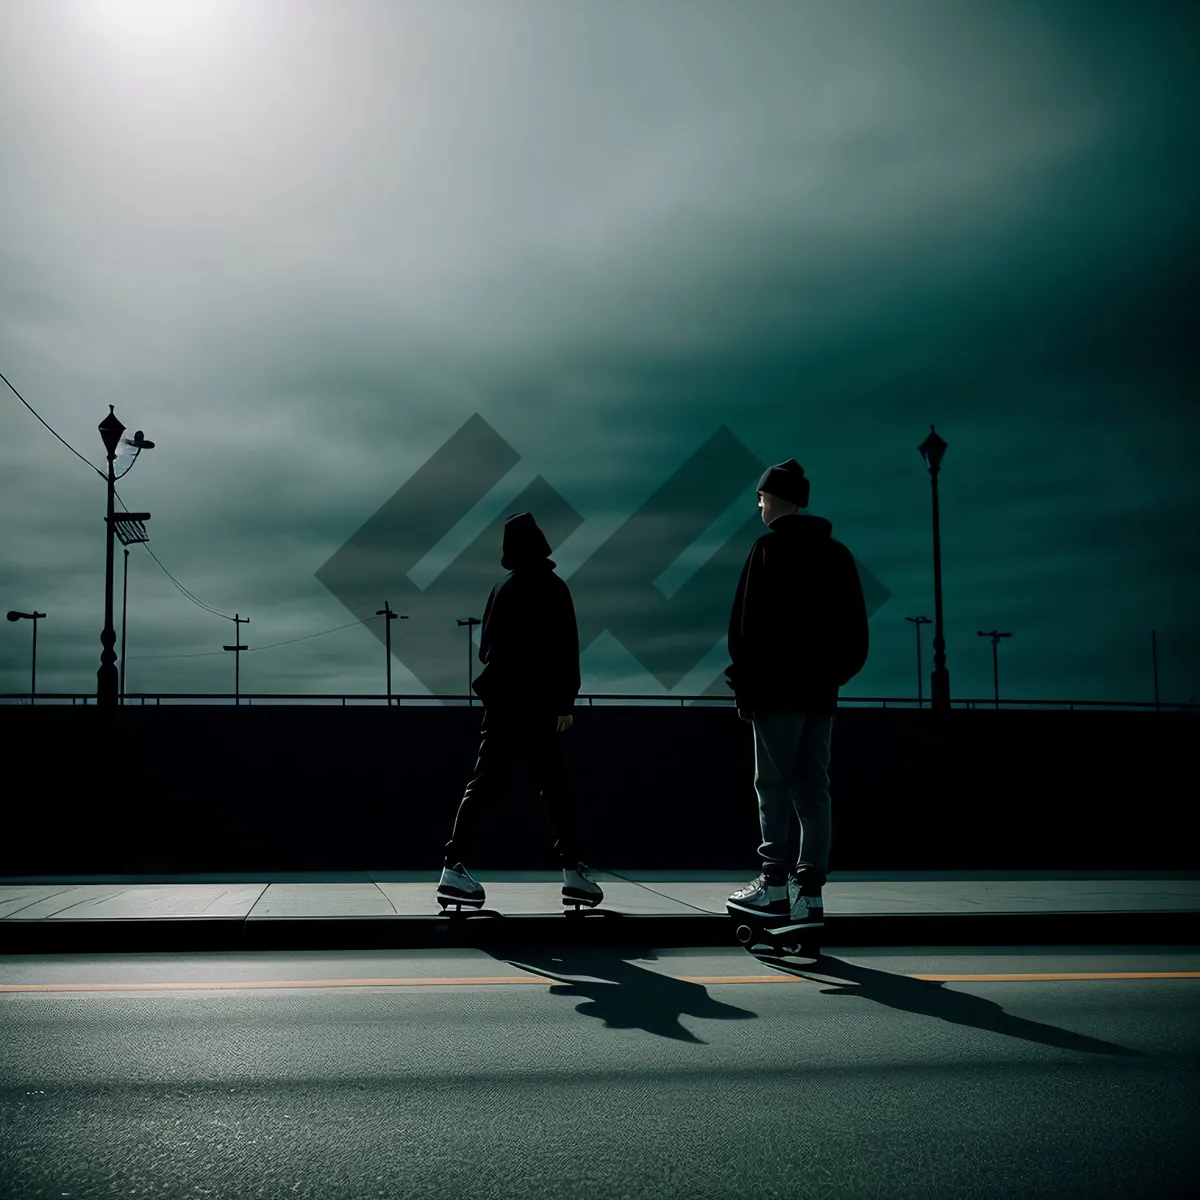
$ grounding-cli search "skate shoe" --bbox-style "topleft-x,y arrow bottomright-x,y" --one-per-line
788,865 -> 826,929
437,862 -> 485,909
562,863 -> 603,907
726,873 -> 789,919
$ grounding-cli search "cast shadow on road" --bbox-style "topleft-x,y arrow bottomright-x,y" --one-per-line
764,953 -> 1150,1058
484,944 -> 756,1044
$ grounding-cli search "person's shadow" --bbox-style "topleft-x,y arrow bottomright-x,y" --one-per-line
485,944 -> 757,1044
759,952 -> 1150,1058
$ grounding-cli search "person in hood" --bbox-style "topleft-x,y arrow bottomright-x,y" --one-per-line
437,512 -> 603,911
724,459 -> 869,933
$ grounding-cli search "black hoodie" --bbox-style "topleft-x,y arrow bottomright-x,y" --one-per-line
470,513 -> 581,714
725,512 -> 869,712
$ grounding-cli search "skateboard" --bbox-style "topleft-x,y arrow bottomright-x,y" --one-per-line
728,906 -> 821,959
434,895 -> 618,920
435,895 -> 503,923
562,896 -> 622,920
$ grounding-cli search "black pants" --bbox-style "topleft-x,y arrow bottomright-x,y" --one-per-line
444,707 -> 579,868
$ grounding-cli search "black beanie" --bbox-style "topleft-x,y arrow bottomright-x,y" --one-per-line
757,458 -> 809,507
501,512 -> 553,569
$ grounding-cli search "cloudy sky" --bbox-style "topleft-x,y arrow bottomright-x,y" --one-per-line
2,0 -> 1197,706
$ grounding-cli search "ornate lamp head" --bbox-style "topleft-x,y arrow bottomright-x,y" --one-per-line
98,405 -> 126,458
918,424 -> 947,470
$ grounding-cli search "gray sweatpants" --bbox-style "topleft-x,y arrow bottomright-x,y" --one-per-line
752,708 -> 835,880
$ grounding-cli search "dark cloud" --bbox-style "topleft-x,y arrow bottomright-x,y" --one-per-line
2,0 -> 1196,704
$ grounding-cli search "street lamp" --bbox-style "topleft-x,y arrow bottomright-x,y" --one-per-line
375,601 -> 409,705
96,410 -> 154,707
113,513 -> 151,706
976,630 -> 1013,710
456,617 -> 481,705
223,613 -> 250,705
904,615 -> 931,707
918,425 -> 952,711
6,610 -> 46,704
96,407 -> 125,706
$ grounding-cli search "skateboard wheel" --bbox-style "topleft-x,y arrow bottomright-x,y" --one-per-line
735,925 -> 753,945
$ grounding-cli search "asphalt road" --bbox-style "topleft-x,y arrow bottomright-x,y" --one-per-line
1,944 -> 1198,1199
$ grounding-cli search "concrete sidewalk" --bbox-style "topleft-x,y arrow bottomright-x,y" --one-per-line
1,870 -> 1198,953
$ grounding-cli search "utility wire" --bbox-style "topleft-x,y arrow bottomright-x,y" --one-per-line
243,614 -> 382,653
128,647 -> 229,660
5,367 -> 382,657
130,614 -> 382,659
1,368 -> 106,478
112,484 -> 237,621
2,367 -> 230,621
138,543 -> 236,622
0,369 -> 231,625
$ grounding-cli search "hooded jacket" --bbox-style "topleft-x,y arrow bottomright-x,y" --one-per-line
470,513 -> 581,714
725,512 -> 869,712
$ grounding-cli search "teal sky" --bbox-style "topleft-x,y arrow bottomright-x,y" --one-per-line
2,0 -> 1197,705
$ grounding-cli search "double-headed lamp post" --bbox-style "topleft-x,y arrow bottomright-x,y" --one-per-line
918,425 -> 952,711
6,610 -> 46,704
96,409 -> 154,707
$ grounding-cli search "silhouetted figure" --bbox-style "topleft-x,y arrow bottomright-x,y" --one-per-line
724,459 -> 868,929
438,512 -> 603,910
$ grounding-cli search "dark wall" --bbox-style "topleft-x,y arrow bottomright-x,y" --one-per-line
3,706 -> 1196,874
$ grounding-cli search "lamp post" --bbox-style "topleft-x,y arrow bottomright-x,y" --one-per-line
96,407 -> 125,707
456,617 -> 481,704
96,412 -> 154,707
918,425 -> 951,711
375,601 -> 409,704
904,615 -> 931,707
223,613 -> 250,705
113,514 -> 151,705
976,630 -> 1013,710
6,610 -> 46,704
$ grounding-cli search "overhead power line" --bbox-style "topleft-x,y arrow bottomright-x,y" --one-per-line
0,367 -> 233,624
111,484 -> 237,621
4,366 -> 385,661
128,647 -> 229,660
130,614 -> 382,660
243,615 -> 382,653
2,366 -> 235,621
138,543 -> 236,622
1,368 -> 107,478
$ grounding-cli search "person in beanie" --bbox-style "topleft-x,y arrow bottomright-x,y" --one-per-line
724,459 -> 869,932
437,512 -> 603,910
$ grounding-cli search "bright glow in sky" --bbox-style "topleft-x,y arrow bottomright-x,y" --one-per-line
75,0 -> 238,43
1,0 -> 1197,704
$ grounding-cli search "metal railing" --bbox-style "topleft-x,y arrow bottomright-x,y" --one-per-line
0,692 -> 1194,711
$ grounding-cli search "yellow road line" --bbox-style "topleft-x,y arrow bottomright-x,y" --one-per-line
909,971 -> 1200,982
1,971 -> 1199,992
0,977 -> 549,992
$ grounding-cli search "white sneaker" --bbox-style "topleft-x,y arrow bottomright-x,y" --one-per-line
563,863 -> 603,907
788,867 -> 825,928
726,874 -> 789,918
437,862 -> 485,908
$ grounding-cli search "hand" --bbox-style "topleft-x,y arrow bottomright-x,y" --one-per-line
737,708 -> 752,723
556,714 -> 574,733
